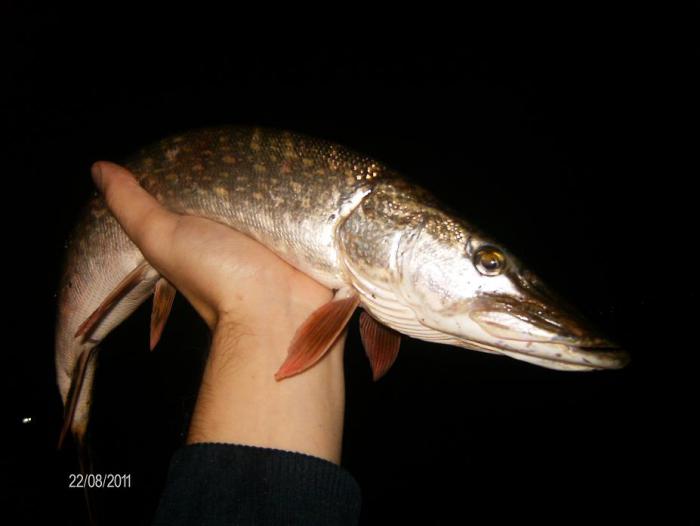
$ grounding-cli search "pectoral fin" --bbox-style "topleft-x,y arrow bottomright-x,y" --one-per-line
274,292 -> 360,381
359,311 -> 401,380
74,261 -> 153,341
150,278 -> 176,350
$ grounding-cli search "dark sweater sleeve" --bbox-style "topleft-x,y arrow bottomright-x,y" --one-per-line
151,443 -> 361,526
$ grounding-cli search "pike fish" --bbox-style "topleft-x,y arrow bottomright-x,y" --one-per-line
56,126 -> 629,448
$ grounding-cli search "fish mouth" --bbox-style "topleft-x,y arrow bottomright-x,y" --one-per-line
467,293 -> 630,371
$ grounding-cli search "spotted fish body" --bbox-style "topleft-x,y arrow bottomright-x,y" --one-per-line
57,127 -> 385,404
56,126 -> 629,441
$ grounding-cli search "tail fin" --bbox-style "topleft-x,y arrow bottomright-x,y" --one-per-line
58,346 -> 99,449
58,346 -> 99,524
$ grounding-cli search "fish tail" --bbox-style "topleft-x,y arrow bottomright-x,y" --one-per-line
58,346 -> 99,524
58,346 -> 99,449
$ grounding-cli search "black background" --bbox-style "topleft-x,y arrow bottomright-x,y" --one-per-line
2,6 -> 696,526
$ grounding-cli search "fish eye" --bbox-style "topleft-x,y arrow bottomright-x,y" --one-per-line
473,246 -> 506,276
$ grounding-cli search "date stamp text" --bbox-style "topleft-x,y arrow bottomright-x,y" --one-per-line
68,473 -> 131,489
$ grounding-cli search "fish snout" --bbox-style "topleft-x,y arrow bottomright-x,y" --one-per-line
469,294 -> 630,370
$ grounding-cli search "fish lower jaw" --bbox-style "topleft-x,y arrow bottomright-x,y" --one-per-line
456,337 -> 627,371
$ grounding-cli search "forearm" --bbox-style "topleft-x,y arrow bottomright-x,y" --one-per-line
186,308 -> 346,464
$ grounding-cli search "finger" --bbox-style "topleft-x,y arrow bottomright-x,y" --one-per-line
92,161 -> 177,264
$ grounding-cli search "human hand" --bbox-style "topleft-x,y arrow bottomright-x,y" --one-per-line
92,161 -> 346,462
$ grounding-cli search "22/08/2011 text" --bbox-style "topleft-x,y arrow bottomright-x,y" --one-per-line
68,473 -> 131,489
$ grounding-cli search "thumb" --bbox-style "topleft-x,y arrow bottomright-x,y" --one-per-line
91,161 -> 178,268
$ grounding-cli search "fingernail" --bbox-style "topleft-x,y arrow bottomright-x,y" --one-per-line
91,162 -> 104,191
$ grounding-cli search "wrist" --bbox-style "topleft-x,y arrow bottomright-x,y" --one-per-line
212,286 -> 333,356
210,314 -> 291,365
187,314 -> 346,463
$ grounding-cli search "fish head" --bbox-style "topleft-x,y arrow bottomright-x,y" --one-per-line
398,220 -> 630,371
